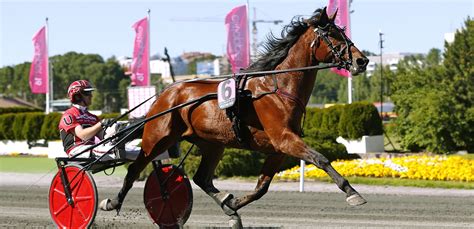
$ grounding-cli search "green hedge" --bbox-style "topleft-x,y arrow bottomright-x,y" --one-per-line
338,102 -> 383,139
0,111 -> 130,142
99,113 -> 123,120
303,102 -> 382,161
22,113 -> 45,141
0,113 -> 15,140
0,106 -> 42,115
40,112 -> 62,140
12,113 -> 27,140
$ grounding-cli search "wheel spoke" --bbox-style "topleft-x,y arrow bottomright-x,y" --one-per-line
53,187 -> 65,196
53,202 -> 69,215
75,195 -> 93,202
75,204 -> 88,221
145,196 -> 163,205
167,181 -> 185,195
71,174 -> 84,199
155,200 -> 166,223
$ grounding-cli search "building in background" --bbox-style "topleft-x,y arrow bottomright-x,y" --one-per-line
365,53 -> 418,76
118,52 -> 231,84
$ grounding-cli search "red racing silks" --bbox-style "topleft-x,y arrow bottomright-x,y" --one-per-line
327,0 -> 351,77
225,5 -> 250,74
131,17 -> 150,86
29,26 -> 49,94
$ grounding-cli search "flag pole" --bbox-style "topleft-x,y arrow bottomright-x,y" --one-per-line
246,0 -> 251,64
347,0 -> 352,104
147,9 -> 151,86
45,17 -> 51,114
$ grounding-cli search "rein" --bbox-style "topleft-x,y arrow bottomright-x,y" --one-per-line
184,62 -> 340,83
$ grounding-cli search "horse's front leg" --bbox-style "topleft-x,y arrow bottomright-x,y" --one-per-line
225,153 -> 286,211
275,131 -> 366,206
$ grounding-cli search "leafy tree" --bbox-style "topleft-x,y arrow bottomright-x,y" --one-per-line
337,78 -> 348,103
390,18 -> 473,153
368,64 -> 394,102
441,17 -> 474,151
311,69 -> 344,104
352,73 -> 370,102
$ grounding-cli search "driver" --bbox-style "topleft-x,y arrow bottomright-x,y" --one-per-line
58,80 -> 114,159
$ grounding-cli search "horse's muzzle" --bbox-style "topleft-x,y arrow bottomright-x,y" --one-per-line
350,57 -> 369,76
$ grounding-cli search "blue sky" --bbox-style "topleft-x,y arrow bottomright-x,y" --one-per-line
0,0 -> 472,67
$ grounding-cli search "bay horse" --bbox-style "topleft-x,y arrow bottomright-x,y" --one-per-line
101,7 -> 369,227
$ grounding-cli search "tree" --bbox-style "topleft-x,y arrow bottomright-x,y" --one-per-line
352,73 -> 370,102
440,17 -> 474,151
390,18 -> 473,153
311,69 -> 344,104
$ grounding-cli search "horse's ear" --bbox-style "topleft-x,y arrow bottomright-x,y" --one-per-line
318,7 -> 330,26
328,8 -> 338,22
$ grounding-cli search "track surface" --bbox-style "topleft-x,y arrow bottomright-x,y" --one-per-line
0,173 -> 473,228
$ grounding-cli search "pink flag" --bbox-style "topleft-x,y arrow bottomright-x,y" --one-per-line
327,0 -> 351,77
29,26 -> 48,94
225,5 -> 250,73
130,17 -> 149,86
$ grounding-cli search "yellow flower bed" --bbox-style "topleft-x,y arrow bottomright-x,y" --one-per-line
277,155 -> 474,182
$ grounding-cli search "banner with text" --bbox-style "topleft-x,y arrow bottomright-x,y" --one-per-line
327,0 -> 351,77
29,26 -> 48,94
225,5 -> 250,73
130,17 -> 150,86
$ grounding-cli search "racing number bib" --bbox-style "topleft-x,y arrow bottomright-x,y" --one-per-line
217,78 -> 236,109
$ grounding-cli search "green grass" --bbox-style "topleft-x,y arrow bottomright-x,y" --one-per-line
0,155 -> 128,176
0,155 -> 57,173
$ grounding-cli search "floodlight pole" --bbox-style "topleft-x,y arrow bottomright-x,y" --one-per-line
379,30 -> 384,117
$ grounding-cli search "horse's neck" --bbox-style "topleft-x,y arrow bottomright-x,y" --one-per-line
275,31 -> 317,105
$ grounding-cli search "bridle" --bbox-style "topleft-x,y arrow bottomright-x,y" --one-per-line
312,23 -> 354,71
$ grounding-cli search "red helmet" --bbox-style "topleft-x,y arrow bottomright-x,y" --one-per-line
67,80 -> 95,103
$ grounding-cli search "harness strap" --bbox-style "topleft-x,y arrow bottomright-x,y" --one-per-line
276,89 -> 306,114
276,89 -> 306,137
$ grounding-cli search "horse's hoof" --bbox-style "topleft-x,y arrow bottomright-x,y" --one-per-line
99,199 -> 112,211
346,193 -> 367,206
99,199 -> 120,212
99,199 -> 118,211
228,214 -> 243,229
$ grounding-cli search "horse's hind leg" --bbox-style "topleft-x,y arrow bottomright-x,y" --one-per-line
225,153 -> 286,211
191,143 -> 231,210
99,150 -> 154,213
192,142 -> 244,228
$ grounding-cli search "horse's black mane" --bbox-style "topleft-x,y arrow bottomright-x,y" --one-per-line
246,8 -> 324,72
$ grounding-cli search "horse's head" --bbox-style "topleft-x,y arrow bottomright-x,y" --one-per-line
306,7 -> 368,75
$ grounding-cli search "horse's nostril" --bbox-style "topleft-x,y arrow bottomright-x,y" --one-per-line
356,58 -> 368,67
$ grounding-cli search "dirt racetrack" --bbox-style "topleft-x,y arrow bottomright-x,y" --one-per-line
0,172 -> 473,228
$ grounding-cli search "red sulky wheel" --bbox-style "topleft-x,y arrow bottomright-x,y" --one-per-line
49,165 -> 98,228
144,164 -> 193,227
